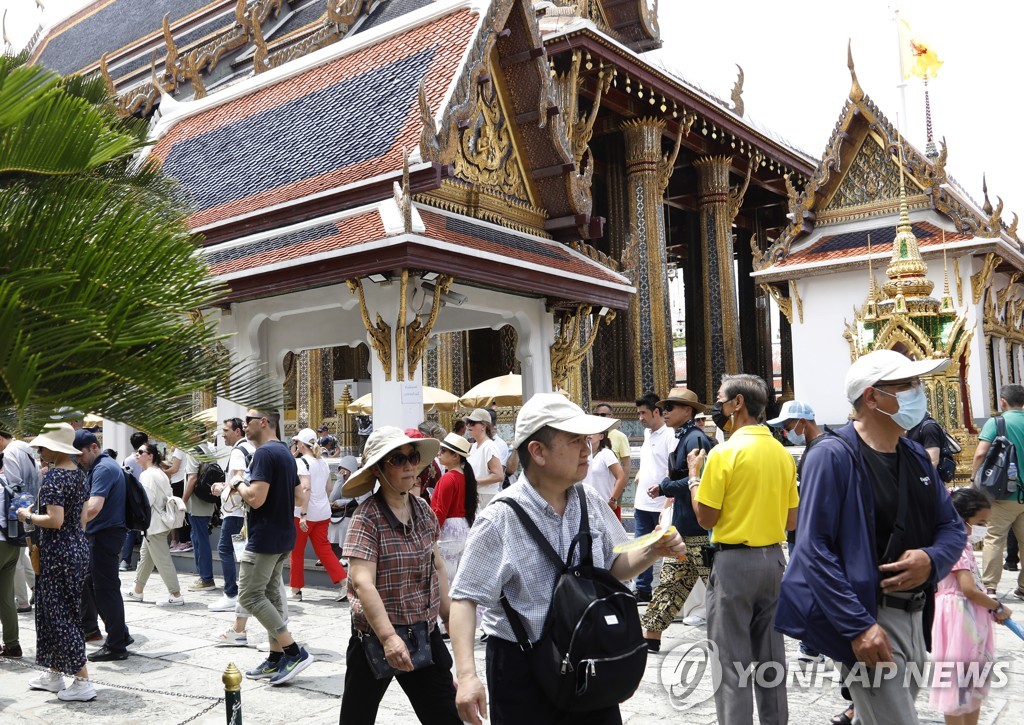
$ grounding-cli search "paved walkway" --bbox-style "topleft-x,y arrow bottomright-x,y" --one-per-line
1,559 -> 1022,724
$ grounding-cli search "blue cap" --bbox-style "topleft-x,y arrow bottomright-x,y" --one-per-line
767,400 -> 815,427
73,429 -> 99,450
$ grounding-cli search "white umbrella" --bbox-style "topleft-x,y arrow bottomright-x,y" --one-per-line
346,386 -> 460,415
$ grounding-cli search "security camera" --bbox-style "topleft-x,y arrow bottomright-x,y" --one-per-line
421,281 -> 467,306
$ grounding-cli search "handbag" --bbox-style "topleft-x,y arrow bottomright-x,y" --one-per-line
358,543 -> 436,680
29,541 -> 41,575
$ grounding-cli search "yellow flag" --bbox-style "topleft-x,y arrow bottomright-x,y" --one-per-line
898,18 -> 943,79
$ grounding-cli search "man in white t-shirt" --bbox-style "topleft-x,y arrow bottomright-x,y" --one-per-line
208,418 -> 255,614
632,392 -> 675,602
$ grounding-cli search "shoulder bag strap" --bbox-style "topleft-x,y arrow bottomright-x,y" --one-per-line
493,496 -> 565,650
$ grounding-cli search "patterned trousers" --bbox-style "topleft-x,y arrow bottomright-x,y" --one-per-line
640,535 -> 711,633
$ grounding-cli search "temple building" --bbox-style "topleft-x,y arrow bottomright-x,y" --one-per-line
28,0 -> 820,436
752,54 -> 1024,464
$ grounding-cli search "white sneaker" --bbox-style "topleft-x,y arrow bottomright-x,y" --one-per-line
124,590 -> 144,603
57,679 -> 97,702
156,595 -> 185,607
29,670 -> 66,693
682,614 -> 706,626
212,627 -> 248,647
208,594 -> 237,612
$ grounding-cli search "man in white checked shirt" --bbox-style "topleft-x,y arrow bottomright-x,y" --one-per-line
449,394 -> 686,725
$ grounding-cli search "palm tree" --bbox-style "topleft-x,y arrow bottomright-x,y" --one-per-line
0,52 -> 279,444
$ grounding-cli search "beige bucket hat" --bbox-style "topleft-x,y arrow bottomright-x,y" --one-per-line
342,426 -> 440,497
29,422 -> 81,456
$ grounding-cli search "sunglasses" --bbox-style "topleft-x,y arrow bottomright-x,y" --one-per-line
384,450 -> 422,468
137,449 -> 149,455
245,415 -> 265,425
594,412 -> 610,417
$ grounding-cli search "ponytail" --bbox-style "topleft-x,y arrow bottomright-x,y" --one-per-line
462,460 -> 479,527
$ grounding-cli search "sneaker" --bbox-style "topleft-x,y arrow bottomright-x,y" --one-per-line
245,657 -> 281,680
335,592 -> 349,603
118,561 -> 129,572
268,648 -> 314,685
682,614 -> 706,626
124,590 -> 144,603
1005,562 -> 1020,571
169,543 -> 184,552
208,594 -> 238,612
0,644 -> 22,658
16,605 -> 31,614
797,652 -> 826,664
177,543 -> 193,552
156,595 -> 185,607
188,578 -> 216,592
1014,587 -> 1024,601
212,627 -> 248,647
29,670 -> 66,693
288,589 -> 302,601
314,559 -> 323,567
57,679 -> 97,702
986,586 -> 999,597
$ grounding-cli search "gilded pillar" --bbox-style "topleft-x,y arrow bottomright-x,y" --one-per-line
296,349 -> 311,429
622,118 -> 674,396
296,348 -> 324,430
694,155 -> 744,394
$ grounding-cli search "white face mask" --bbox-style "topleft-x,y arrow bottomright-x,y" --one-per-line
968,525 -> 989,544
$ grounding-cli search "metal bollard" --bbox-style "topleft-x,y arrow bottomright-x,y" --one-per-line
223,662 -> 242,725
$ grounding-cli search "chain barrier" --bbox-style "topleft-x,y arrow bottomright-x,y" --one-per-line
1,656 -> 226,725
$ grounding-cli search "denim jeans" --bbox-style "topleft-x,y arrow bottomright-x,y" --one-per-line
633,509 -> 661,593
119,530 -> 138,565
218,516 -> 244,597
189,516 -> 214,583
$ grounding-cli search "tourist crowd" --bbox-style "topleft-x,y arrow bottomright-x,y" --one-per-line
0,350 -> 1020,724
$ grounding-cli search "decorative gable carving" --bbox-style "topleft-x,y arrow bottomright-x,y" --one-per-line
823,134 -> 903,211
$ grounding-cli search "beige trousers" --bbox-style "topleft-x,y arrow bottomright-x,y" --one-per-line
135,532 -> 182,596
981,499 -> 1024,591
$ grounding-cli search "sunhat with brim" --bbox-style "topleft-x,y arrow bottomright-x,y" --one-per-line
293,427 -> 317,447
513,393 -> 619,449
342,426 -> 440,497
439,432 -> 471,458
845,350 -> 951,403
657,387 -> 706,413
767,400 -> 816,427
29,422 -> 80,456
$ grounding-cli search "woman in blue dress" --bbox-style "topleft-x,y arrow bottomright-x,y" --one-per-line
16,423 -> 95,702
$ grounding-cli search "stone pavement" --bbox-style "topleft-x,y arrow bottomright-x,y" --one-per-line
1,558 -> 1023,724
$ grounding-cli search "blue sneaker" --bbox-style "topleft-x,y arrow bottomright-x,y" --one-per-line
268,647 -> 314,685
245,657 -> 281,680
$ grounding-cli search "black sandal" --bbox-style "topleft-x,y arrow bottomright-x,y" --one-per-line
829,706 -> 854,725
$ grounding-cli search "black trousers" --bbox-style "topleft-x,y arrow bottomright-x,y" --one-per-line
485,636 -> 622,725
80,527 -> 130,649
339,626 -> 460,724
1008,529 -> 1020,566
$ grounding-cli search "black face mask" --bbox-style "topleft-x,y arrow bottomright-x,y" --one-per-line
709,399 -> 731,431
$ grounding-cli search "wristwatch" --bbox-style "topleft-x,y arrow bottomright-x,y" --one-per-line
231,479 -> 243,491
300,512 -> 307,517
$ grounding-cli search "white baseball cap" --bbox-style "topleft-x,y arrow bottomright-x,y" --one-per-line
292,427 -> 317,448
513,393 -> 618,448
767,400 -> 816,426
844,350 -> 950,403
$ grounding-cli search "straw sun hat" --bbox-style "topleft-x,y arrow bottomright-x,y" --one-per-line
342,426 -> 440,497
29,422 -> 81,456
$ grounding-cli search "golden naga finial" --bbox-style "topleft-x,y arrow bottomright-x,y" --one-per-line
730,64 -> 744,117
393,147 -> 413,234
847,40 -> 864,103
99,53 -> 116,94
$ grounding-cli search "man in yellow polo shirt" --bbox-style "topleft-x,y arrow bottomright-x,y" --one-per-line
688,374 -> 798,725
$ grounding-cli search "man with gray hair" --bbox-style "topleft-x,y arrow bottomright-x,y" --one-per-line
690,374 -> 798,725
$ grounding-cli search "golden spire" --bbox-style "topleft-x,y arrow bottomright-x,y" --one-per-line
865,233 -> 877,319
940,229 -> 954,312
882,132 -> 934,301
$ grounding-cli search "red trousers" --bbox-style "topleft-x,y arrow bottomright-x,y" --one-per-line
290,517 -> 347,588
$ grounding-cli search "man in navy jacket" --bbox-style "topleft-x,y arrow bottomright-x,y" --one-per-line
776,350 -> 965,725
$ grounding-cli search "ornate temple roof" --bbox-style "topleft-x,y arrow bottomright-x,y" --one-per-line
151,5 -> 473,230
752,49 -> 1024,279
203,201 -> 633,306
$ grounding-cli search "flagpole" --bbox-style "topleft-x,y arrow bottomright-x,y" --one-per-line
893,4 -> 909,136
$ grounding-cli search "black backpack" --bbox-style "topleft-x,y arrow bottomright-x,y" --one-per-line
122,466 -> 152,533
909,416 -> 960,483
975,416 -> 1019,499
194,460 -> 226,504
495,485 -> 648,712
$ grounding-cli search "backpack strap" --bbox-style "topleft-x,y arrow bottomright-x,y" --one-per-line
566,484 -> 594,570
997,415 -> 1007,439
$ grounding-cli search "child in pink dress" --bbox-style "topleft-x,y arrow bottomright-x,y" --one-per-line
930,488 -> 1011,725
